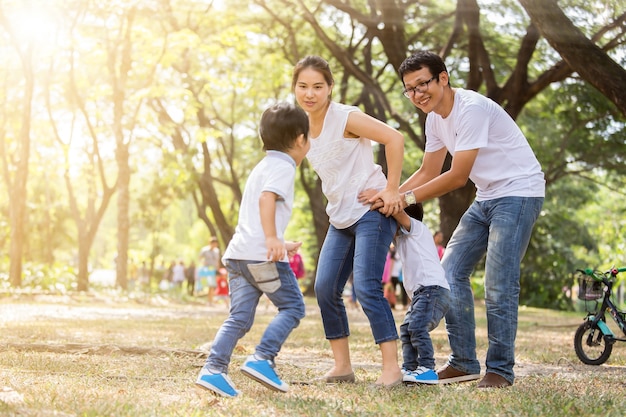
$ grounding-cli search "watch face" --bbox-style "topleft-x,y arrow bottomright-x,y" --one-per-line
404,192 -> 416,205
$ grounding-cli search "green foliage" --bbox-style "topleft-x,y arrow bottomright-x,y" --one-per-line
528,81 -> 626,179
0,260 -> 77,293
518,170 -> 626,310
512,64 -> 626,309
573,180 -> 626,274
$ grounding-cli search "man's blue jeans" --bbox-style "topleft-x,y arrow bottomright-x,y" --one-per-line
442,196 -> 543,383
205,259 -> 305,373
314,210 -> 398,344
400,285 -> 450,370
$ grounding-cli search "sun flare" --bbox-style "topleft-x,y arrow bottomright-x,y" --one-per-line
1,0 -> 61,49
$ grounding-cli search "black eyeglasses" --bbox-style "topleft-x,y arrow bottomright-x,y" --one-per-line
402,76 -> 437,98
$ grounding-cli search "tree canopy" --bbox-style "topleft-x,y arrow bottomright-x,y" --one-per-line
0,0 -> 624,309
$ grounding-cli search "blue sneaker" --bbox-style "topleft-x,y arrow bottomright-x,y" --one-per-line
195,368 -> 240,397
403,366 -> 439,385
240,355 -> 288,392
402,367 -> 416,383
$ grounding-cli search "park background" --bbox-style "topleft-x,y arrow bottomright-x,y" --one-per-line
1,1 -> 626,415
0,0 -> 625,307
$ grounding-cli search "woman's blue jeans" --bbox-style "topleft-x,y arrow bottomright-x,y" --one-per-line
314,210 -> 398,344
205,259 -> 305,373
400,285 -> 450,370
442,196 -> 543,383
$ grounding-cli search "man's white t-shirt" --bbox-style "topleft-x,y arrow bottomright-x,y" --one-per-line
306,102 -> 388,229
395,218 -> 449,299
222,151 -> 295,262
425,88 -> 545,200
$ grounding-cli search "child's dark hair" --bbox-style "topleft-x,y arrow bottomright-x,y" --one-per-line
398,51 -> 449,87
404,202 -> 424,222
259,102 -> 309,152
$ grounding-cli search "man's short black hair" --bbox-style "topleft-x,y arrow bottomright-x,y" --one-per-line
404,202 -> 424,222
259,102 -> 309,152
398,51 -> 449,87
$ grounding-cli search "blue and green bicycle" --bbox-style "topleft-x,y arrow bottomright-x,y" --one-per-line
574,266 -> 626,365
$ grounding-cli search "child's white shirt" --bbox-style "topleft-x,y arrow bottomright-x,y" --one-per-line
395,218 -> 449,299
223,151 -> 295,262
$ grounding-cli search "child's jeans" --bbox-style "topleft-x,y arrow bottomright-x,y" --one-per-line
204,259 -> 305,373
400,285 -> 450,370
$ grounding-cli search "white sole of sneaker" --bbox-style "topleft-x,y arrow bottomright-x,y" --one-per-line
240,367 -> 288,393
195,380 -> 238,398
404,379 -> 439,385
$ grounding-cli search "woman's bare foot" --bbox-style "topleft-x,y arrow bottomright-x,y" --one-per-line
375,340 -> 402,386
323,366 -> 354,379
374,369 -> 403,387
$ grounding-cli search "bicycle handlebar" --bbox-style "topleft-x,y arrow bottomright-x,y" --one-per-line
578,266 -> 626,282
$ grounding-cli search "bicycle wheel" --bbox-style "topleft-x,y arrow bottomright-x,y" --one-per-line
574,320 -> 613,365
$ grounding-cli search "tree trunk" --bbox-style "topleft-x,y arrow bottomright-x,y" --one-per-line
6,43 -> 34,288
115,147 -> 131,290
197,140 -> 236,244
300,162 -> 328,297
51,52 -> 119,292
435,153 -> 476,244
8,201 -> 26,287
111,9 -> 136,290
438,186 -> 475,245
77,240 -> 90,292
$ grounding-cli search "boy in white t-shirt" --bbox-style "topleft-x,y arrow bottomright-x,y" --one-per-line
393,203 -> 450,384
195,102 -> 310,398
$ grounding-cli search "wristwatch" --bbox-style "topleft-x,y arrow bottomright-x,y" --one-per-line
404,190 -> 416,206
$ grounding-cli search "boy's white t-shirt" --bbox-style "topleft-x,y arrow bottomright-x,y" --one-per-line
425,88 -> 545,201
306,102 -> 388,229
222,151 -> 295,262
395,218 -> 449,299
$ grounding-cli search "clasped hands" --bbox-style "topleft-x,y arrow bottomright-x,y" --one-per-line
357,188 -> 405,217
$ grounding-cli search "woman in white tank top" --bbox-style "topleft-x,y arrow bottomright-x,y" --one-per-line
292,55 -> 406,387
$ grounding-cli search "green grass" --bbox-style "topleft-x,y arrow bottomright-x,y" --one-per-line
0,293 -> 625,416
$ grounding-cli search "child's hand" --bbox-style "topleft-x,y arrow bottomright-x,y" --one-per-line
358,188 -> 379,205
285,241 -> 302,258
265,236 -> 286,262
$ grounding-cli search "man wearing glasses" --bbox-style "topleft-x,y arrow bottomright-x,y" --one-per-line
387,51 -> 544,388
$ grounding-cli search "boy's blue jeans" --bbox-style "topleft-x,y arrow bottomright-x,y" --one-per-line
400,285 -> 450,370
442,196 -> 543,383
314,210 -> 398,344
205,259 -> 305,373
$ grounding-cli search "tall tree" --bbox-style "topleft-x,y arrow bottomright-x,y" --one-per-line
149,1 -> 294,248
44,35 -> 118,291
95,4 -> 163,289
110,8 -> 135,290
0,10 -> 35,287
